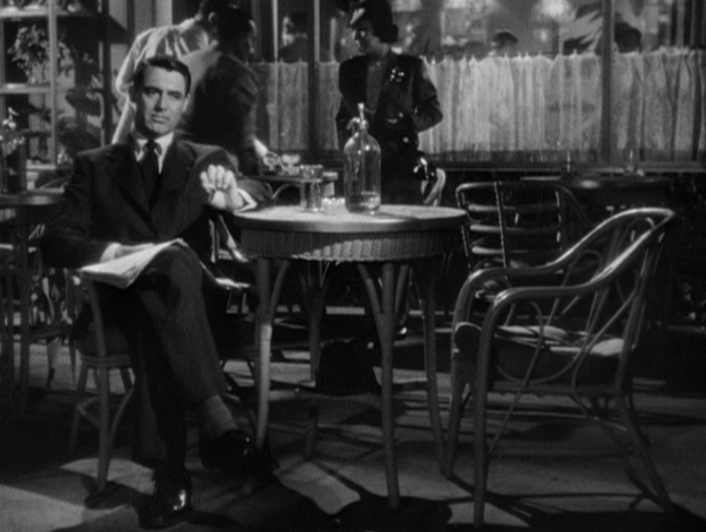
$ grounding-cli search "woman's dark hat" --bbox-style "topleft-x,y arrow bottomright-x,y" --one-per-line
349,0 -> 398,43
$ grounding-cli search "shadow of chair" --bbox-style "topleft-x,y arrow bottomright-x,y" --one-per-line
455,180 -> 590,272
446,207 -> 676,528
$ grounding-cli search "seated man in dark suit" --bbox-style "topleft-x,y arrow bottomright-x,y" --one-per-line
40,55 -> 270,529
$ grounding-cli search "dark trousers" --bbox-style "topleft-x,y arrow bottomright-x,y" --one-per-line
100,246 -> 230,473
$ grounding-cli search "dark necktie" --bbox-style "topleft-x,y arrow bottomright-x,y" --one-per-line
140,139 -> 160,204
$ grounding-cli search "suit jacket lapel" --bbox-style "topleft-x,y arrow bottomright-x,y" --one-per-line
374,53 -> 399,125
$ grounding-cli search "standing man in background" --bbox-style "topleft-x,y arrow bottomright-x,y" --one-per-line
180,5 -> 270,175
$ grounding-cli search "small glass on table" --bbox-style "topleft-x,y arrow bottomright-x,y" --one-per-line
299,164 -> 324,212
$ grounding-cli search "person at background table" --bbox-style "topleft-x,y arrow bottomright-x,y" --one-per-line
41,55 -> 271,529
112,0 -> 237,143
487,29 -> 518,57
278,10 -> 333,62
335,0 -> 442,204
180,5 -> 278,175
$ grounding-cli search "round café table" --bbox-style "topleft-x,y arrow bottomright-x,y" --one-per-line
0,188 -> 63,415
231,204 -> 465,508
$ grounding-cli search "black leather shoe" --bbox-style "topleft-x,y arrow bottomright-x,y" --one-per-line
139,468 -> 192,529
199,429 -> 273,476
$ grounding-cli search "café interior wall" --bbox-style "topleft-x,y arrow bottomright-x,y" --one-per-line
253,49 -> 705,163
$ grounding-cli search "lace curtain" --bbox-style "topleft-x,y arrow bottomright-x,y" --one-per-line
253,48 -> 705,162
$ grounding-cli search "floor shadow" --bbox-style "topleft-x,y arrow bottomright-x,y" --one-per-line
445,504 -> 706,531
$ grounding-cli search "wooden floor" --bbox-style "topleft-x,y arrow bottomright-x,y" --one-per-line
1,332 -> 705,531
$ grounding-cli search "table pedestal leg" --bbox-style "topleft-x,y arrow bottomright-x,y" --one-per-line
413,258 -> 445,470
358,261 -> 399,508
296,263 -> 330,382
295,263 -> 330,457
255,258 -> 290,448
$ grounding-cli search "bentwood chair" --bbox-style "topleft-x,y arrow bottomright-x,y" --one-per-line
422,167 -> 447,206
447,207 -> 676,528
455,180 -> 590,272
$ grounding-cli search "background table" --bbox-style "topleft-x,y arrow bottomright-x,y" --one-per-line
247,172 -> 338,203
521,173 -> 673,222
0,189 -> 62,415
232,204 -> 464,508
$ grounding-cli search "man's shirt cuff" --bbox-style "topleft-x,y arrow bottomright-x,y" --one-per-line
237,189 -> 257,212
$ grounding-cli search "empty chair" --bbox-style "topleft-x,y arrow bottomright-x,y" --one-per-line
447,207 -> 676,528
422,167 -> 447,206
455,180 -> 589,271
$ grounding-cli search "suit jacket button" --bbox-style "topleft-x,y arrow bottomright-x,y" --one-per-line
398,112 -> 404,118
402,137 -> 410,143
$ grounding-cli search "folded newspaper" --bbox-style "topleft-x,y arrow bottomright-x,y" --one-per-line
80,238 -> 247,291
80,239 -> 186,289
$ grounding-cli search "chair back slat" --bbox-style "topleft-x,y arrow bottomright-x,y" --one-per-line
455,180 -> 590,271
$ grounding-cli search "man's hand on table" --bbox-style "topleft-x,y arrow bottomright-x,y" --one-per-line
200,164 -> 254,212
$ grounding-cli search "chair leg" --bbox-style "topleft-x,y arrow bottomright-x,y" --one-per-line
46,337 -> 61,389
68,362 -> 89,455
119,368 -> 132,392
303,402 -> 319,459
446,360 -> 467,477
110,386 -> 134,452
615,394 -> 673,512
418,272 -> 444,472
95,365 -> 112,492
473,380 -> 489,528
68,341 -> 77,386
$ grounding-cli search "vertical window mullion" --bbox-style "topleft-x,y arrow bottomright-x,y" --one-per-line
600,0 -> 615,163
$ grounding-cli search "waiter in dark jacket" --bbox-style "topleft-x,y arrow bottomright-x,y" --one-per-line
179,6 -> 261,175
336,0 -> 442,203
41,55 -> 269,529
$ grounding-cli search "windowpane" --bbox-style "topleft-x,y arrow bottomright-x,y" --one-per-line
389,0 -> 604,57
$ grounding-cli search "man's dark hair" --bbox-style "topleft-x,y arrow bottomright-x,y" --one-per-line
285,10 -> 307,34
614,21 -> 642,52
491,29 -> 518,49
350,0 -> 398,44
132,55 -> 192,95
215,5 -> 254,44
197,0 -> 239,17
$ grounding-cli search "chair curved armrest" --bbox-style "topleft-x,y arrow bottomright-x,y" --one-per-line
453,207 -> 676,325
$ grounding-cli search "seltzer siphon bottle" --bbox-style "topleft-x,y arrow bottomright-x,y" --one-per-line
343,102 -> 381,213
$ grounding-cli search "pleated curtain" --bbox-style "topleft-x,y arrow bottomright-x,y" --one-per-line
254,49 -> 705,162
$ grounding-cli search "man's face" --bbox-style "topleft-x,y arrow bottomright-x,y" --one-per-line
131,66 -> 189,138
352,20 -> 385,55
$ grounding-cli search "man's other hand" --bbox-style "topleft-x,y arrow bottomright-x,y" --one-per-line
200,164 -> 244,211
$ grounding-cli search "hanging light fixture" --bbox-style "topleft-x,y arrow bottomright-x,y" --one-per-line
531,0 -> 576,24
444,0 -> 500,15
391,0 -> 422,11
